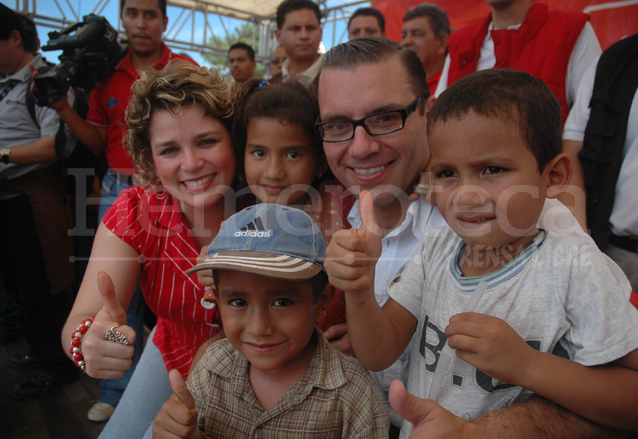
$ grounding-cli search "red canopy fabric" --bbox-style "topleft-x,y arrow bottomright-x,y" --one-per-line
371,0 -> 638,50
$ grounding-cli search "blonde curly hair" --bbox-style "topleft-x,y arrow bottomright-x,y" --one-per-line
125,60 -> 236,185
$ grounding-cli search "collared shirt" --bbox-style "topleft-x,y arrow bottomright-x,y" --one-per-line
282,53 -> 324,88
87,43 -> 197,174
348,198 -> 447,426
102,186 -> 221,377
188,329 -> 389,439
0,54 -> 59,187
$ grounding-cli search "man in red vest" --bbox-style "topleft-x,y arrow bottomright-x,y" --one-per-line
401,3 -> 449,96
436,0 -> 600,230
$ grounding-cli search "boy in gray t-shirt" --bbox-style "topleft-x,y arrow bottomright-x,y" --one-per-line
325,69 -> 638,435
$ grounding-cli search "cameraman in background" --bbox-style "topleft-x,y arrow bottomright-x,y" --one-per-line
46,0 -> 197,423
0,5 -> 78,398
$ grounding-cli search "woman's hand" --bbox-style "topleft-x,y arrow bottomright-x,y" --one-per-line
82,271 -> 137,379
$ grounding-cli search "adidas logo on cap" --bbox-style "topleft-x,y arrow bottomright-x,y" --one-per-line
234,217 -> 272,238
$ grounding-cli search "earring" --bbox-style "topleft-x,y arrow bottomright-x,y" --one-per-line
153,181 -> 168,199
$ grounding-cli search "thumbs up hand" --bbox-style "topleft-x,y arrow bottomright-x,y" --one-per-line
389,380 -> 472,439
152,370 -> 198,439
83,271 -> 136,378
325,191 -> 382,296
95,270 -> 128,326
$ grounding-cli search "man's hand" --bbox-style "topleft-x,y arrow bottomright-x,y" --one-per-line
324,323 -> 355,357
152,370 -> 198,439
324,191 -> 382,295
446,313 -> 537,387
408,171 -> 435,205
389,380 -> 475,438
83,271 -> 136,379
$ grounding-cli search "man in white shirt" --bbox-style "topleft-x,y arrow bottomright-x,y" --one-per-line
275,0 -> 323,88
0,5 -> 77,399
316,36 -> 632,439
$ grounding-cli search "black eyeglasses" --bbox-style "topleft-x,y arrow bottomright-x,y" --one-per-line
315,97 -> 422,143
270,57 -> 286,65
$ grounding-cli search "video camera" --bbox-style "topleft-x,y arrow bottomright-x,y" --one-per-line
32,14 -> 128,106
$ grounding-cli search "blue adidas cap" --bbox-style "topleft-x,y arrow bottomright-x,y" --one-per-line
186,204 -> 327,280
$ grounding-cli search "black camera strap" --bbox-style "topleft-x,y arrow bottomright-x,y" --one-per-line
0,80 -> 20,103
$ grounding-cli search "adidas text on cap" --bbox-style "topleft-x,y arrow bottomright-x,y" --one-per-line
186,204 -> 326,281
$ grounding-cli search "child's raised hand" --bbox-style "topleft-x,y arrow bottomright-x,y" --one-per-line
324,191 -> 382,296
445,313 -> 538,387
152,369 -> 198,439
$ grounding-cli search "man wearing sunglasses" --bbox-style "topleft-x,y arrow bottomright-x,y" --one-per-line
317,37 -> 631,439
268,45 -> 287,79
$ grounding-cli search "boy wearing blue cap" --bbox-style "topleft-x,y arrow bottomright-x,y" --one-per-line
151,204 -> 389,439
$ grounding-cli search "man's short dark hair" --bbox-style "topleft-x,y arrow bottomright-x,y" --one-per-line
321,37 -> 430,105
120,0 -> 167,19
403,3 -> 450,39
428,69 -> 563,173
214,270 -> 329,302
276,0 -> 322,30
348,7 -> 385,33
229,42 -> 255,61
0,5 -> 39,54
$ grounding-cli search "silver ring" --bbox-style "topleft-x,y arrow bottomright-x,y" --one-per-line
414,183 -> 429,196
105,325 -> 129,345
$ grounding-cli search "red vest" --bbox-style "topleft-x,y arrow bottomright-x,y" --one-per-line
447,3 -> 588,124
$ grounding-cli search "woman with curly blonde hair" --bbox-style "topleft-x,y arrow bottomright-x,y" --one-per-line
62,60 -> 237,439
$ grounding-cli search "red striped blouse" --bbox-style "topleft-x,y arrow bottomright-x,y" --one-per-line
103,186 -> 222,378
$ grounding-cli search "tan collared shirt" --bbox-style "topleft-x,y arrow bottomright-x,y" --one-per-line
187,328 -> 389,438
281,53 -> 324,88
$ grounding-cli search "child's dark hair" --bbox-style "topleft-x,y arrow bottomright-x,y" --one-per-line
427,69 -> 563,173
232,78 -> 327,186
213,270 -> 329,302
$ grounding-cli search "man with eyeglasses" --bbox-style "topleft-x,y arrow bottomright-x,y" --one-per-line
318,36 -> 445,438
268,45 -> 287,79
318,37 -> 630,439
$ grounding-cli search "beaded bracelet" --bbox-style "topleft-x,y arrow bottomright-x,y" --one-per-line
69,317 -> 94,372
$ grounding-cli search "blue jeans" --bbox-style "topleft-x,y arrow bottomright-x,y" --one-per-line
98,327 -> 172,439
98,171 -> 145,407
